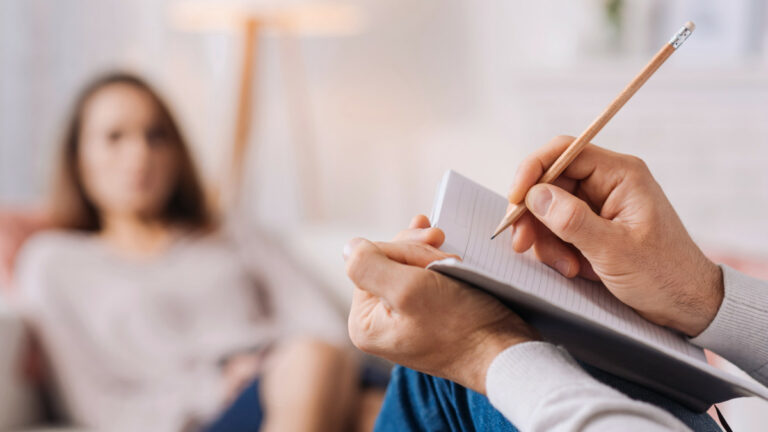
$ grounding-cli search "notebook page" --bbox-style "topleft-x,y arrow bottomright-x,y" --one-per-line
431,170 -> 706,362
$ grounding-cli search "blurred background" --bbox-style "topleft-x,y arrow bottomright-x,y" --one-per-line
2,0 -> 768,429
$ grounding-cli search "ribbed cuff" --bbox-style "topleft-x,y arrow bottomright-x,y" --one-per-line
485,341 -> 601,428
691,265 -> 768,377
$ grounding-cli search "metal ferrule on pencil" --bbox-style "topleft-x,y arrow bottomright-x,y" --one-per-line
669,22 -> 695,49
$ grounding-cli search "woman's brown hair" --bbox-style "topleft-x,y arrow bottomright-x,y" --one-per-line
51,72 -> 214,232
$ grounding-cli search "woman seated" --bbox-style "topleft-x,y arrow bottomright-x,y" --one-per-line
12,73 -> 382,431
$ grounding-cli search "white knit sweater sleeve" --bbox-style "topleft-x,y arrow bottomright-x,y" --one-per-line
690,265 -> 768,385
485,342 -> 691,431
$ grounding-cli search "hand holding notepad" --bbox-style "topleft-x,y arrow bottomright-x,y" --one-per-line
428,170 -> 768,410
344,221 -> 540,394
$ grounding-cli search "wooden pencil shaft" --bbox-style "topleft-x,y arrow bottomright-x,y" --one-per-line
491,38 -> 682,239
539,44 -> 674,185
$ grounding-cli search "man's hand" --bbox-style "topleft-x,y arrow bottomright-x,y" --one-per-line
508,136 -> 723,337
344,215 -> 539,394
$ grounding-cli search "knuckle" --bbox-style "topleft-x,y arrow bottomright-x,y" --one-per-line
555,200 -> 586,236
520,153 -> 540,171
622,155 -> 653,186
623,155 -> 648,172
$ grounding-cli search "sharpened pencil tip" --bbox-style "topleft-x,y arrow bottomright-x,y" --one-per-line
491,224 -> 506,240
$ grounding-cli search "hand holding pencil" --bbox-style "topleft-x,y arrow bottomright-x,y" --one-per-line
499,135 -> 724,337
489,21 -> 726,337
491,21 -> 696,239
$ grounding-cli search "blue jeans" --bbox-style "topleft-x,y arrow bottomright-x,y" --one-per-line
204,379 -> 263,432
375,365 -> 723,432
203,364 -> 391,432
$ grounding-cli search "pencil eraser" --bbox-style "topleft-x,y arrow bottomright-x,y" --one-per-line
684,21 -> 696,32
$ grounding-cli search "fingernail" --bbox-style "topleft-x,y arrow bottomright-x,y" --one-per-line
554,259 -> 571,276
449,253 -> 463,261
528,186 -> 552,216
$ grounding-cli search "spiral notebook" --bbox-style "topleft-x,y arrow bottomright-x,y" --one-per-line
427,170 -> 768,411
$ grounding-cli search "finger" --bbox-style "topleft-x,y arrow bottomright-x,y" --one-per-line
508,135 -> 576,204
512,212 -> 536,253
392,227 -> 445,248
345,237 -> 456,269
509,174 -> 577,241
525,184 -> 616,255
375,241 -> 458,267
409,214 -> 431,229
531,225 -> 581,278
344,239 -> 437,311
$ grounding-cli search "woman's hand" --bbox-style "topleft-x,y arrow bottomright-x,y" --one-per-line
508,136 -> 723,337
344,216 -> 539,394
221,353 -> 263,404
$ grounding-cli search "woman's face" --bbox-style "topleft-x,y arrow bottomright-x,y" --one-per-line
78,83 -> 181,221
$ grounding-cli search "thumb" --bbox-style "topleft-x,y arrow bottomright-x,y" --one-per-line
525,184 -> 613,254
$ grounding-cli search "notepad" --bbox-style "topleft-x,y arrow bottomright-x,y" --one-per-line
427,170 -> 768,410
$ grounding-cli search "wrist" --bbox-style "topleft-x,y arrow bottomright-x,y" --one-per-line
680,260 -> 724,337
461,325 -> 539,395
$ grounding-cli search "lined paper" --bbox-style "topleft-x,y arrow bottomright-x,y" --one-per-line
431,170 -> 706,362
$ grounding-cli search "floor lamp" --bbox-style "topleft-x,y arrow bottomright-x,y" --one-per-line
169,1 -> 363,219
